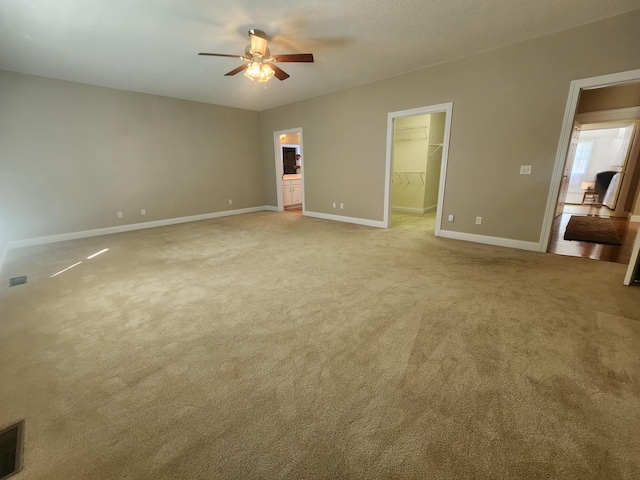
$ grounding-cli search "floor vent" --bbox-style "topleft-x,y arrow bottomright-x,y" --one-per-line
8,277 -> 27,288
0,421 -> 24,480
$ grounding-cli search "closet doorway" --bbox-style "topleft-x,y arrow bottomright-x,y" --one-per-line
273,127 -> 304,213
384,103 -> 453,235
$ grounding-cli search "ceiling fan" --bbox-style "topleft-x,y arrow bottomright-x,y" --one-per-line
199,29 -> 314,83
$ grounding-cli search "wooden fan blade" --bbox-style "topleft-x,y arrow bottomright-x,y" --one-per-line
273,53 -> 314,63
198,53 -> 242,59
268,64 -> 290,81
224,64 -> 248,76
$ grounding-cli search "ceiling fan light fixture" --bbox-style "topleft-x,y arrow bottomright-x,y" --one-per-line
243,62 -> 275,83
247,61 -> 262,77
259,66 -> 275,82
199,28 -> 313,83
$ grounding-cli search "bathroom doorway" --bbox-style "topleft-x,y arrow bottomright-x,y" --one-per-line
273,127 -> 304,213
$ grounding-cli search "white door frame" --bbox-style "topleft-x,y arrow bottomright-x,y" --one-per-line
540,68 -> 640,252
384,102 -> 454,233
273,127 -> 304,213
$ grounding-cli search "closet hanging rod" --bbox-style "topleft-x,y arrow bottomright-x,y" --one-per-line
394,125 -> 429,131
393,171 -> 426,186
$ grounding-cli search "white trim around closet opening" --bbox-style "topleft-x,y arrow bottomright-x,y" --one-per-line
383,102 -> 454,235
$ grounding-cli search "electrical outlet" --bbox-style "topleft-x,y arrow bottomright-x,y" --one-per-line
520,165 -> 532,175
140,209 -> 146,215
332,202 -> 336,209
448,214 -> 454,222
117,211 -> 123,218
340,203 -> 344,209
476,216 -> 482,225
228,199 -> 233,205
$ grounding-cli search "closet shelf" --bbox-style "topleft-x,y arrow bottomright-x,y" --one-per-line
395,125 -> 429,131
395,125 -> 428,141
393,171 -> 425,185
428,143 -> 443,157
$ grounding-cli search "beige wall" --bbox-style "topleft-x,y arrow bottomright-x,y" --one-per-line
260,10 -> 640,242
0,235 -> 6,272
3,11 -> 639,245
0,71 -> 264,241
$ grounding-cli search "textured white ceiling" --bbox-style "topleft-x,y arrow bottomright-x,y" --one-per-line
1,0 -> 640,111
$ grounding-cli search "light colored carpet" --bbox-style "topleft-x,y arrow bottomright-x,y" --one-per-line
1,211 -> 639,479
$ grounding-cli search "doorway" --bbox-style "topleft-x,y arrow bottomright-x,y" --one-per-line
556,121 -> 638,215
384,103 -> 453,234
542,69 -> 640,268
273,128 -> 304,213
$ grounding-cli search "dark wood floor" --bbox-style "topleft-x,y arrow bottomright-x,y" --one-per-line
548,213 -> 640,264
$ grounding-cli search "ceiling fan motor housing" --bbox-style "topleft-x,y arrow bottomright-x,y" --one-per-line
244,45 -> 272,62
248,29 -> 269,57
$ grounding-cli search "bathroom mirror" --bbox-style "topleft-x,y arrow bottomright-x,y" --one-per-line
282,145 -> 300,174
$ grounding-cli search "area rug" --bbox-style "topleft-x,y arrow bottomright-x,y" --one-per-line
563,215 -> 622,245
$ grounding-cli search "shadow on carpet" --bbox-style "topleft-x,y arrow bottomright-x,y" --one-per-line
563,215 -> 622,245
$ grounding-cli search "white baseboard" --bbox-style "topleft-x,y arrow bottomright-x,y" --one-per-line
392,206 -> 424,214
304,211 -> 385,229
7,206 -> 270,250
264,205 -> 280,212
630,215 -> 640,223
438,229 -> 541,252
392,205 -> 437,214
424,204 -> 437,213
